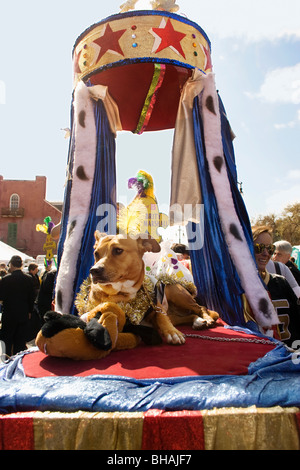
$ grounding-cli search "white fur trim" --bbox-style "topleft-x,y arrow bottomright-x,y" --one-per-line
201,73 -> 278,329
55,81 -> 97,313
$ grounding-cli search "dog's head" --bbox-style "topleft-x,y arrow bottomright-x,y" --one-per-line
89,231 -> 160,296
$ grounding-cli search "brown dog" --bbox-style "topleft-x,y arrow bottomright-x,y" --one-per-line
87,231 -> 219,345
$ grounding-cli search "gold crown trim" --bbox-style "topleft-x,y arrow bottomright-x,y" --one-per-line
73,12 -> 212,87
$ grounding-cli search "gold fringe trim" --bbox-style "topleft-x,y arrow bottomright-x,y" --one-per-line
75,276 -> 155,325
75,274 -> 198,325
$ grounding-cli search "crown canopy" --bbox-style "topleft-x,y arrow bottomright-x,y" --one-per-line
73,10 -> 212,132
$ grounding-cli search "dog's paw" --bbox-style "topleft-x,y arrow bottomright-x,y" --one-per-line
166,329 -> 186,345
192,316 -> 208,330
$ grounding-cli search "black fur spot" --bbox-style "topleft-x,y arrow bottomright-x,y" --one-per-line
124,323 -> 162,346
56,290 -> 63,310
258,298 -> 272,318
76,165 -> 89,180
68,219 -> 77,237
84,318 -> 112,351
229,223 -> 243,241
206,95 -> 216,115
213,156 -> 224,172
78,110 -> 86,128
41,311 -> 86,338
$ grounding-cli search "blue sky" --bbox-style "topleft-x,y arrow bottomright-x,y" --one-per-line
0,0 -> 299,222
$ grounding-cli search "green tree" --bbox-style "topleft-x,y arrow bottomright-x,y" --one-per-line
251,202 -> 300,245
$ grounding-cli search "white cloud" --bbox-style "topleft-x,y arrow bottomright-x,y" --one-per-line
274,121 -> 296,130
186,0 -> 300,42
253,64 -> 300,105
265,185 -> 300,214
132,1 -> 300,42
264,169 -> 300,214
0,80 -> 5,105
274,112 -> 300,129
245,63 -> 300,129
287,169 -> 300,180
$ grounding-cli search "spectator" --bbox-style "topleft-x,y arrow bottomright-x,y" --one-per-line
37,261 -> 56,321
252,226 -> 300,347
171,243 -> 192,271
0,255 -> 35,356
0,262 -> 7,279
27,262 -> 42,343
273,240 -> 300,286
267,259 -> 300,299
28,262 -> 40,299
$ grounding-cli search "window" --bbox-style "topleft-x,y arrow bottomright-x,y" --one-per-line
10,194 -> 20,210
7,223 -> 17,247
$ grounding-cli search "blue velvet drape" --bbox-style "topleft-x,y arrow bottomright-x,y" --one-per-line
57,89 -> 255,324
187,93 -> 255,327
57,99 -> 117,315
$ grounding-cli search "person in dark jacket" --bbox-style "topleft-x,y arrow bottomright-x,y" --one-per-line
37,261 -> 56,322
28,262 -> 40,299
0,255 -> 35,356
252,227 -> 300,347
273,240 -> 300,286
26,262 -> 42,342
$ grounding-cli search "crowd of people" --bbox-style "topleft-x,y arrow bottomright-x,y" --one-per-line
0,256 -> 56,357
251,227 -> 300,346
0,229 -> 300,358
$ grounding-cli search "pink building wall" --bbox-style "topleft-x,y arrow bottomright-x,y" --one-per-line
0,175 -> 61,258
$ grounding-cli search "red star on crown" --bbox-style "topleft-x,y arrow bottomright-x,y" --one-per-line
73,48 -> 82,74
93,23 -> 126,62
152,18 -> 186,59
201,44 -> 213,71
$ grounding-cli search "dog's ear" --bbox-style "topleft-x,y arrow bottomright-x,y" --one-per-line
94,231 -> 107,243
136,236 -> 161,254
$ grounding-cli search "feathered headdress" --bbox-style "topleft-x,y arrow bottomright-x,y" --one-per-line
36,216 -> 55,235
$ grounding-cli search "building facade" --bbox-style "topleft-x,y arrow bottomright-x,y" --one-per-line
0,176 -> 62,259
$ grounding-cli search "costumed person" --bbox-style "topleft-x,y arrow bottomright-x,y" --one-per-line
124,170 -> 165,242
251,226 -> 300,347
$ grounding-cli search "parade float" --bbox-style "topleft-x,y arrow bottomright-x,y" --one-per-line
1,1 -> 300,450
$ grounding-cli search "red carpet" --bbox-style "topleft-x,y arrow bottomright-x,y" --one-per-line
23,321 -> 275,379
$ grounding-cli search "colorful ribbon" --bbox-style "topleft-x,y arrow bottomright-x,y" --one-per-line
134,63 -> 166,134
